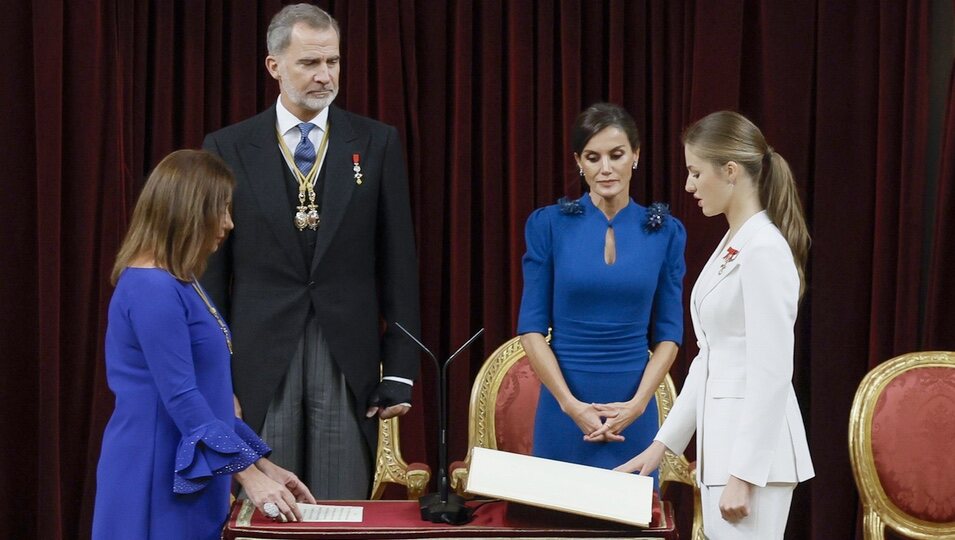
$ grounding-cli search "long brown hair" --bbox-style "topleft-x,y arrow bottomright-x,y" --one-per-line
683,111 -> 810,296
111,150 -> 235,284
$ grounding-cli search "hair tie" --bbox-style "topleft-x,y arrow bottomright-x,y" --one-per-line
763,146 -> 774,169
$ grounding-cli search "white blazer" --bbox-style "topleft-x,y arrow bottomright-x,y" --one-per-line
656,211 -> 814,487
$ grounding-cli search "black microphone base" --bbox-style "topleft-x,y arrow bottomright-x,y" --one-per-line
419,492 -> 474,525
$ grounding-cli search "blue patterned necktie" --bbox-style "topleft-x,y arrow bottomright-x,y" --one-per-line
294,123 -> 317,175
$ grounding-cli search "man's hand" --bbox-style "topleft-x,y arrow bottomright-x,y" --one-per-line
366,379 -> 412,419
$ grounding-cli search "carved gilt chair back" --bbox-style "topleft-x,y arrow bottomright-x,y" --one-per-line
849,351 -> 955,539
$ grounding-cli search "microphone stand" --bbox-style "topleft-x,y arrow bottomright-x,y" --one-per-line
394,322 -> 483,525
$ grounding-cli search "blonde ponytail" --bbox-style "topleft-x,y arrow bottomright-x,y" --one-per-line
761,151 -> 810,296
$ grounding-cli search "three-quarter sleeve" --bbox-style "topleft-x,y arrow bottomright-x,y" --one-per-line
126,278 -> 270,494
516,207 -> 554,335
650,217 -> 687,345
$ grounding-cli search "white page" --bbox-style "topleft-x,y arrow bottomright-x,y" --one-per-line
296,503 -> 364,522
465,447 -> 653,527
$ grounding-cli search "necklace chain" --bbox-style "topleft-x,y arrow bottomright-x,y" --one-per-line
190,279 -> 233,355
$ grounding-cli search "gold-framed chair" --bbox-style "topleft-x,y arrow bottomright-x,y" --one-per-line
449,335 -> 703,539
370,415 -> 431,500
849,351 -> 955,539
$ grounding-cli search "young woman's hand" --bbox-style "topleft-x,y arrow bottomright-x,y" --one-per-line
719,475 -> 753,522
614,440 -> 667,475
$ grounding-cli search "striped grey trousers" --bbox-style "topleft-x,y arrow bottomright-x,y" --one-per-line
258,315 -> 372,499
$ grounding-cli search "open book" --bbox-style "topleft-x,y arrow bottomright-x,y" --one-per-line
464,447 -> 654,527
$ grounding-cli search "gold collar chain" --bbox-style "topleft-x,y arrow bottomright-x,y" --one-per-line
277,123 -> 331,231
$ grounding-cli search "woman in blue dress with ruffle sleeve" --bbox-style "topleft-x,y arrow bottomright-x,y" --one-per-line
93,150 -> 315,539
518,104 -> 686,487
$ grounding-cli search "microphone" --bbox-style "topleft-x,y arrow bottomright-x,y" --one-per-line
394,321 -> 483,525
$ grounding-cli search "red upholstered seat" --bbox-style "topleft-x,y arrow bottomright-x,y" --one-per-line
850,352 -> 955,539
492,357 -> 540,454
872,367 -> 955,521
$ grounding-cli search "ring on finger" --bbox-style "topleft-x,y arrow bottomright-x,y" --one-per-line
263,502 -> 280,518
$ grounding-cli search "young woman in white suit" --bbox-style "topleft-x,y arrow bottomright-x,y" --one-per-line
616,111 -> 814,538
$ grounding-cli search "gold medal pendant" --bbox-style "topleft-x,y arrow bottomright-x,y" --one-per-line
306,186 -> 320,230
295,186 -> 309,230
295,207 -> 309,230
307,207 -> 320,229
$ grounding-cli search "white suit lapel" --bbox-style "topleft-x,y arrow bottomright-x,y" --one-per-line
689,231 -> 730,341
696,211 -> 773,305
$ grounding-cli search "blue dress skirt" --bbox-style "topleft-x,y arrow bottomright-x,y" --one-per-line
517,195 -> 686,488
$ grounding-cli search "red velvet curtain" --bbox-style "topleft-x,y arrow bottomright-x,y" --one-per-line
2,1 -> 951,539
925,1 -> 955,351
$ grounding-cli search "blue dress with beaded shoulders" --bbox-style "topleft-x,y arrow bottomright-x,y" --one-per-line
93,268 -> 270,540
517,194 -> 685,485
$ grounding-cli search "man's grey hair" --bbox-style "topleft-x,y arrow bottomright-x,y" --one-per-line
267,3 -> 341,56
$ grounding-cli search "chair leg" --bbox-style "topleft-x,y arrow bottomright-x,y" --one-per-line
692,484 -> 704,540
862,509 -> 885,540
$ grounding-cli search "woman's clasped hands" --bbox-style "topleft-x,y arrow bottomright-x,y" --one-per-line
563,398 -> 648,443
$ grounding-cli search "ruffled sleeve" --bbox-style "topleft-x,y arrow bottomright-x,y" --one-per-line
173,419 -> 271,494
516,207 -> 554,335
234,417 -> 271,455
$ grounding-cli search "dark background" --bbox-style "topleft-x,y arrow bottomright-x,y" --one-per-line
2,1 -> 954,538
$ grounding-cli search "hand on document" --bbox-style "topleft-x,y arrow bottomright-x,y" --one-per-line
614,440 -> 667,476
238,458 -> 317,523
257,458 -> 317,505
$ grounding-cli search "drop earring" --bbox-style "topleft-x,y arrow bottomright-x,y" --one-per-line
632,160 -> 638,170
579,168 -> 584,177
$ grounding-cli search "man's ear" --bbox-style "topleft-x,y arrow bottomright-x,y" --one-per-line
265,56 -> 281,81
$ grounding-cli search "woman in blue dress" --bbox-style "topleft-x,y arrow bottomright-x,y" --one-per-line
93,150 -> 315,539
518,103 -> 686,486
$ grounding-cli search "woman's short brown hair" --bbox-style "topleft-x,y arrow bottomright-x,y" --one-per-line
111,150 -> 235,284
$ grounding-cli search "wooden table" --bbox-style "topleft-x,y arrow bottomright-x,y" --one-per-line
222,498 -> 678,539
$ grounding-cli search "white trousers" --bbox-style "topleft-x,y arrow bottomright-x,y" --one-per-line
699,482 -> 795,539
